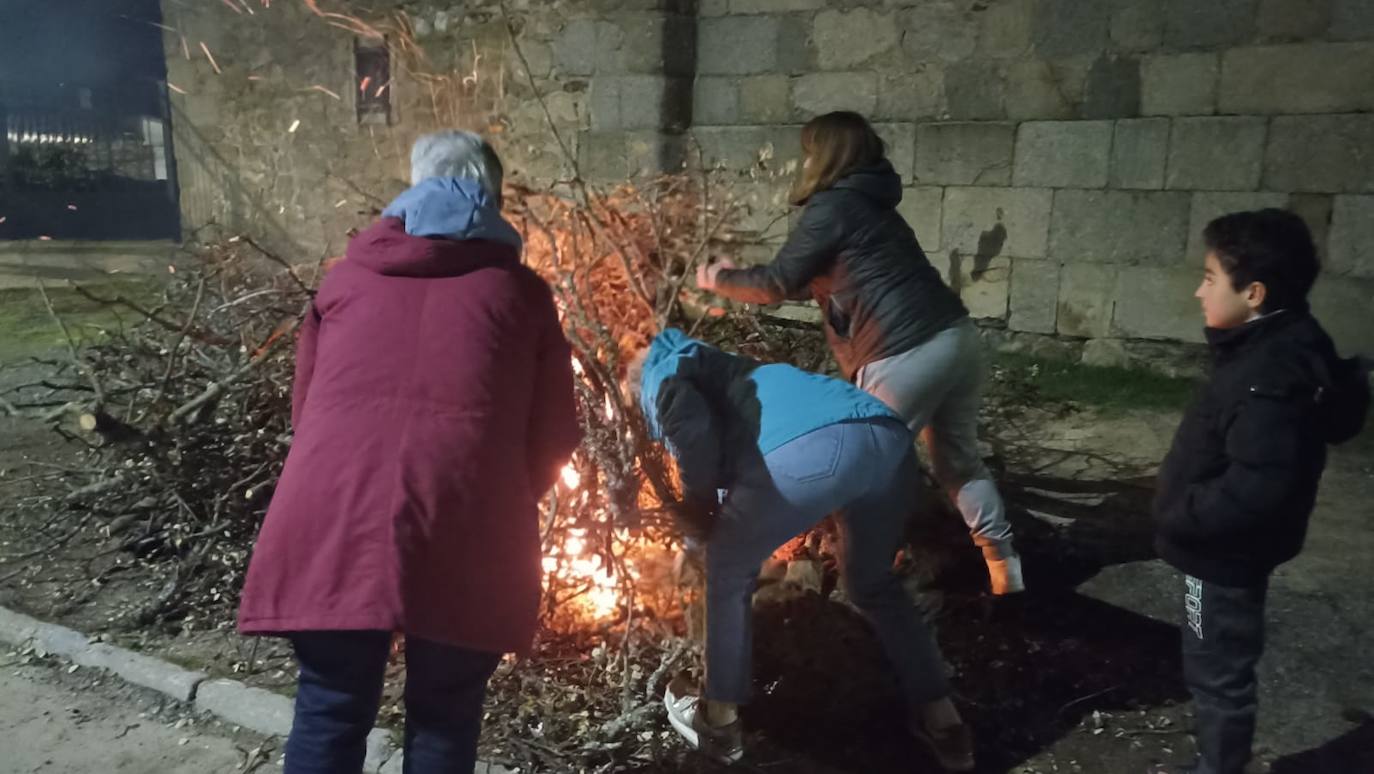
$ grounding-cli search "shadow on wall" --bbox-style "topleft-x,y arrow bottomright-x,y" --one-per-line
948,221 -> 1008,292
169,103 -> 308,257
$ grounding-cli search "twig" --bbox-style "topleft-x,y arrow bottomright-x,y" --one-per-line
237,237 -> 315,298
165,317 -> 299,425
1056,683 -> 1122,719
37,280 -> 105,407
153,277 -> 207,411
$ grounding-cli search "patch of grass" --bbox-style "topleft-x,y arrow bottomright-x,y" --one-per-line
0,280 -> 162,363
990,351 -> 1199,413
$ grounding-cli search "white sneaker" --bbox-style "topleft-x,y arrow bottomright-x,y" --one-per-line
987,554 -> 1025,595
664,677 -> 744,764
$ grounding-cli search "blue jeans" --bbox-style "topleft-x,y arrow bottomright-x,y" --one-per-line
285,630 -> 500,774
705,418 -> 951,708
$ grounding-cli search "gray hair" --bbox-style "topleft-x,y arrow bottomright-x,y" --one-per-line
410,130 -> 505,207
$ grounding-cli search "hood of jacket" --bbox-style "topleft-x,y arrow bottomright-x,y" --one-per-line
381,176 -> 524,252
639,328 -> 707,439
829,158 -> 903,210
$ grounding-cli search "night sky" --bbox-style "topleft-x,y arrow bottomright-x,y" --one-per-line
1,0 -> 167,104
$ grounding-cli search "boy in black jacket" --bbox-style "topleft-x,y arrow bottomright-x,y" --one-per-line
1150,209 -> 1369,774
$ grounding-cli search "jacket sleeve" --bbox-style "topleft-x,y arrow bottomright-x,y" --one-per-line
290,301 -> 322,429
1163,391 -> 1315,542
711,195 -> 845,305
526,285 -> 584,495
655,374 -> 723,508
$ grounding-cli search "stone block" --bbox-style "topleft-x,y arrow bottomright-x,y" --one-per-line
592,76 -> 691,131
792,72 -> 878,119
875,123 -> 917,182
364,730 -> 396,774
553,19 -> 618,77
1310,273 -> 1374,356
1141,54 -> 1220,116
699,0 -> 729,15
977,0 -> 1033,58
902,2 -> 978,62
1082,54 -> 1141,119
776,15 -> 815,74
698,16 -> 778,75
1057,263 -> 1118,338
1329,0 -> 1374,41
876,66 -> 945,122
1081,338 -> 1133,369
1264,114 -> 1374,193
1163,0 -> 1259,49
1288,193 -> 1335,260
897,186 -> 945,252
615,14 -> 696,76
1004,58 -> 1087,120
196,678 -> 295,737
1220,43 -> 1374,114
1009,257 -> 1061,333
942,186 -> 1054,259
1110,0 -> 1166,51
731,0 -> 826,11
71,643 -> 207,703
915,122 -> 1015,186
1111,118 -> 1170,190
1050,190 -> 1192,264
1111,266 -> 1208,343
738,76 -> 791,124
1329,195 -> 1374,278
948,255 -> 1011,320
694,77 -> 739,125
0,606 -> 41,646
1257,0 -> 1334,41
1185,192 -> 1291,262
1166,117 -> 1268,192
1014,121 -> 1113,188
944,61 -> 1007,120
579,130 -> 688,179
813,8 -> 901,70
1031,0 -> 1110,57
692,126 -> 801,171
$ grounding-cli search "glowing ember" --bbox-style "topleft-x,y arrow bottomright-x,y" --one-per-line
307,84 -> 342,100
560,464 -> 581,491
167,82 -> 187,95
288,119 -> 301,133
199,42 -> 222,75
359,76 -> 372,94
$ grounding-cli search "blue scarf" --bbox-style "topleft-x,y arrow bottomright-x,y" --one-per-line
382,177 -> 523,252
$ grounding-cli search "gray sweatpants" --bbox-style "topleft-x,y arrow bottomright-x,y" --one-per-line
855,318 -> 1016,559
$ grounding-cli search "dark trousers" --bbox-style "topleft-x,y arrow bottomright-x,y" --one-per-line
285,630 -> 501,774
1181,575 -> 1268,774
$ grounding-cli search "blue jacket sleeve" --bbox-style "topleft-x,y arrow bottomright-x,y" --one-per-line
654,374 -> 723,508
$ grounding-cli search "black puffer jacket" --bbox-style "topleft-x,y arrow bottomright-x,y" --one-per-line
711,160 -> 967,380
1154,309 -> 1370,586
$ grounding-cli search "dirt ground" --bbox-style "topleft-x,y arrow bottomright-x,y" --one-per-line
2,347 -> 1372,773
0,646 -> 278,773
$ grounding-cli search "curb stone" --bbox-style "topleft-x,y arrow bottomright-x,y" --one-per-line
0,605 -> 206,702
0,604 -> 517,774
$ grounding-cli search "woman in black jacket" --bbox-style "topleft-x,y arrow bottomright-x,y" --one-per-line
696,111 -> 1023,594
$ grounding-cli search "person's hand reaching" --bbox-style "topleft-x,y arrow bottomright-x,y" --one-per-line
695,259 -> 737,292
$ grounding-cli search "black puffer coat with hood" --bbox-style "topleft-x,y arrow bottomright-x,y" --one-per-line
1154,308 -> 1370,586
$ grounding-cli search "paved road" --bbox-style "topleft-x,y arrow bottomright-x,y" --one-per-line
0,657 -> 278,774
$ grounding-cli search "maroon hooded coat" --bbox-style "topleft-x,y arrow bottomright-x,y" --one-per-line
237,218 -> 581,654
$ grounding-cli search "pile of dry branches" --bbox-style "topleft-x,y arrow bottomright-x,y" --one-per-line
1,240 -> 314,628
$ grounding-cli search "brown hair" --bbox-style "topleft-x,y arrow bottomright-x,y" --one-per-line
790,111 -> 886,206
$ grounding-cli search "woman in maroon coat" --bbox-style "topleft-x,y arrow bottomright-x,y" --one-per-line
238,131 -> 581,774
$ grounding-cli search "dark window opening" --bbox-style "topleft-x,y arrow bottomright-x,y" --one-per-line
355,40 -> 392,126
